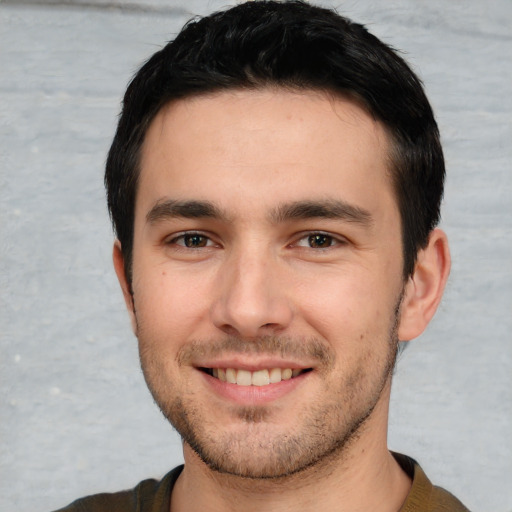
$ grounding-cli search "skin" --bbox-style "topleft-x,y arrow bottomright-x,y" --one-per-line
114,88 -> 450,512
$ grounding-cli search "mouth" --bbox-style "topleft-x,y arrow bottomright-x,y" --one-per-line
200,367 -> 312,386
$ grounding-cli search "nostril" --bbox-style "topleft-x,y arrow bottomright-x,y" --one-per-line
211,289 -> 294,339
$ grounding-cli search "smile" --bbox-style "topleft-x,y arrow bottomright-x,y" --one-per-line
202,367 -> 311,386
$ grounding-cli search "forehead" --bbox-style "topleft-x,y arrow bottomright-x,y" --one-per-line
137,88 -> 395,221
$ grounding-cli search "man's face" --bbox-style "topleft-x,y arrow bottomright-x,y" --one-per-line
125,89 -> 406,478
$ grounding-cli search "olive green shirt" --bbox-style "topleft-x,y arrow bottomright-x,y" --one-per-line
54,454 -> 469,512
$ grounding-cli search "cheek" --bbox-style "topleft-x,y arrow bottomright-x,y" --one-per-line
298,272 -> 376,330
297,267 -> 399,350
132,267 -> 211,343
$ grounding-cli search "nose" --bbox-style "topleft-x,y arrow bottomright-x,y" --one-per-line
211,249 -> 293,339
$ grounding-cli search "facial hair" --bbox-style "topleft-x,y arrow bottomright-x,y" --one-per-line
137,295 -> 402,480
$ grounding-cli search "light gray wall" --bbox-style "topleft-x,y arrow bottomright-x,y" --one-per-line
1,1 -> 511,511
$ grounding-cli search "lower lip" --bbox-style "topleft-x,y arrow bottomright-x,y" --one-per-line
200,370 -> 310,405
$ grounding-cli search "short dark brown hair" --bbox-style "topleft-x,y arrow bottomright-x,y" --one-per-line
105,0 -> 444,282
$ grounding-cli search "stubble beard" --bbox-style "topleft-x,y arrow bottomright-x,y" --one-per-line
137,298 -> 402,480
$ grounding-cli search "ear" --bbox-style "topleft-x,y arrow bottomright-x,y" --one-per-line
113,240 -> 138,335
398,228 -> 451,341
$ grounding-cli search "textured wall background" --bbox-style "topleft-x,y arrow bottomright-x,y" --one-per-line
1,1 -> 511,511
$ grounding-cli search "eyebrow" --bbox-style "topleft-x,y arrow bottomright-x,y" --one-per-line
146,199 -> 229,224
270,199 -> 374,226
146,198 -> 373,227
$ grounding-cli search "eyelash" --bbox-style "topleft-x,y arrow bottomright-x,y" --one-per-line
166,231 -> 346,250
292,232 -> 346,249
166,232 -> 216,249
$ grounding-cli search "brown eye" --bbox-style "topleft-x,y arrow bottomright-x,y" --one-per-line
183,235 -> 208,248
183,234 -> 208,247
308,234 -> 333,248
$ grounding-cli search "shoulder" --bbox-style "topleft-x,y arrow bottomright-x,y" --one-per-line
429,485 -> 471,512
394,453 -> 470,512
52,466 -> 183,512
52,487 -> 139,512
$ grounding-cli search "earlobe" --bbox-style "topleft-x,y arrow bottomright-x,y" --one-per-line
398,228 -> 451,341
113,241 -> 138,335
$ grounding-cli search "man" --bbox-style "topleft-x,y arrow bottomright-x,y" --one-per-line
56,1 -> 468,510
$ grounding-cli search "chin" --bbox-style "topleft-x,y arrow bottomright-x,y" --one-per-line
164,392 -> 379,480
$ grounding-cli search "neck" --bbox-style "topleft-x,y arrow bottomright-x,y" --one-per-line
170,387 -> 411,512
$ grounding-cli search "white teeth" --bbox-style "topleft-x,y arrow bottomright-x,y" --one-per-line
269,368 -> 282,383
251,369 -> 270,386
226,368 -> 236,384
210,367 -> 304,386
236,369 -> 252,386
282,368 -> 293,380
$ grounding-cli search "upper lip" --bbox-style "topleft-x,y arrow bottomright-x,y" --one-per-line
192,356 -> 314,372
